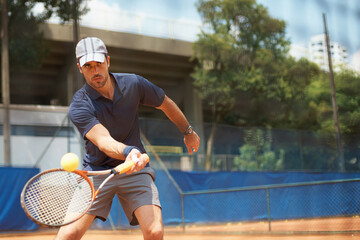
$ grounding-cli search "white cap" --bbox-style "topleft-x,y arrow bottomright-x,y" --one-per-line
75,37 -> 108,67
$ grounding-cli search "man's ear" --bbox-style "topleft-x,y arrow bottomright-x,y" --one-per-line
77,63 -> 83,74
107,56 -> 110,68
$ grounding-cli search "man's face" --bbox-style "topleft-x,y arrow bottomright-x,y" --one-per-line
78,56 -> 110,89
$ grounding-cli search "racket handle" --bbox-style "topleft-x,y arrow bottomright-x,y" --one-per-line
113,154 -> 149,174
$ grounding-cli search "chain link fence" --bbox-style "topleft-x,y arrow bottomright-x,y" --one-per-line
160,173 -> 360,233
140,118 -> 360,172
1,113 -> 359,172
1,108 -> 360,233
140,121 -> 360,233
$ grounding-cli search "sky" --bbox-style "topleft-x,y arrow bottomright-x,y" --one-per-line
257,0 -> 360,54
257,0 -> 360,68
43,0 -> 360,68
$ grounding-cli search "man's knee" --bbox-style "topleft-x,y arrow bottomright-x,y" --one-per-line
55,229 -> 82,240
143,223 -> 164,240
55,214 -> 94,240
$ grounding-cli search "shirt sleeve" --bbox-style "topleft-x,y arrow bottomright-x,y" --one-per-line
68,97 -> 100,140
137,75 -> 165,107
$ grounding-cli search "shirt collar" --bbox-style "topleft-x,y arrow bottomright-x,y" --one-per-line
111,72 -> 126,95
84,82 -> 101,100
84,72 -> 125,100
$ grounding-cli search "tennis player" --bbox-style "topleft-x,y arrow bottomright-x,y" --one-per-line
55,37 -> 200,240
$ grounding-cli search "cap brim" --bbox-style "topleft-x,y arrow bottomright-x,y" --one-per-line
79,53 -> 105,67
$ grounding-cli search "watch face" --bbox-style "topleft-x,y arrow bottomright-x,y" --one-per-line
187,127 -> 193,134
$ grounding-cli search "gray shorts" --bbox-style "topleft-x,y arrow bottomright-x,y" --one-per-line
88,167 -> 161,225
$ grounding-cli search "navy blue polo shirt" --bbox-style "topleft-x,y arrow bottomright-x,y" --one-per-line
69,73 -> 165,170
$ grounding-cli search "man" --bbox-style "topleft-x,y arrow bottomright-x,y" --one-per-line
55,37 -> 200,240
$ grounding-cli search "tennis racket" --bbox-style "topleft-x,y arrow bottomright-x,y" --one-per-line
20,154 -> 149,227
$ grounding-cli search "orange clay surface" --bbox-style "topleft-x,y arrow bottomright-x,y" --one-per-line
2,217 -> 360,240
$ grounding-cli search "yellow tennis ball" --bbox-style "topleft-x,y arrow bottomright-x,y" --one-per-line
61,153 -> 79,172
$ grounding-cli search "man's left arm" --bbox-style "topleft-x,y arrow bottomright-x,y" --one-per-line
156,95 -> 200,154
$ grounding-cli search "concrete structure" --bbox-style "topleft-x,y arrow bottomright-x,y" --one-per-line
309,34 -> 348,72
8,23 -> 202,125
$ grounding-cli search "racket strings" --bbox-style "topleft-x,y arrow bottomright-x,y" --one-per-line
23,171 -> 93,226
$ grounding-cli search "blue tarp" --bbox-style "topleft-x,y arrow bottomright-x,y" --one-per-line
169,170 -> 360,191
167,170 -> 360,223
3,167 -> 360,230
0,167 -> 39,231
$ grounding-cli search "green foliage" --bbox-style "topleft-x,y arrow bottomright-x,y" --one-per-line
192,0 -> 326,130
193,0 -> 360,171
37,0 -> 89,23
335,69 -> 360,135
1,1 -> 47,69
193,0 -> 290,123
192,0 -> 328,170
233,128 -> 284,171
193,0 -> 360,136
305,68 -> 360,135
301,144 -> 337,170
0,0 -> 88,70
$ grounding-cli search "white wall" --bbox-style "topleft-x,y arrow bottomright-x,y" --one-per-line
0,106 -> 83,171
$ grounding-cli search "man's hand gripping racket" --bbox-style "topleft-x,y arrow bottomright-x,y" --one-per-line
20,153 -> 149,227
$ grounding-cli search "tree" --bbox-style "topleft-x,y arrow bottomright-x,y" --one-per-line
39,0 -> 88,24
233,128 -> 284,171
334,69 -> 360,135
0,0 -> 88,163
0,0 -> 88,71
306,68 -> 360,169
265,57 -> 321,130
305,68 -> 360,135
1,1 -> 46,70
192,0 -> 290,170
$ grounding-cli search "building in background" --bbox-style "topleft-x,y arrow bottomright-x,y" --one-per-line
308,34 -> 348,72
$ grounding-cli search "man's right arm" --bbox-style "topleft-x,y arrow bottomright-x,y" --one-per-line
85,124 -> 148,173
85,123 -> 127,160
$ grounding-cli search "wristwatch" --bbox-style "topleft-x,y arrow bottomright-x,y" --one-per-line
184,125 -> 193,135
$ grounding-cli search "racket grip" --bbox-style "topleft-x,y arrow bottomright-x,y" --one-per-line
113,154 -> 149,174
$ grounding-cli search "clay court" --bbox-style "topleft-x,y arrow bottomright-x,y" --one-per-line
2,217 -> 360,240
0,229 -> 358,240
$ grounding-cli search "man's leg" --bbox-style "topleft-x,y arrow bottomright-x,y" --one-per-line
55,214 -> 95,240
135,205 -> 163,240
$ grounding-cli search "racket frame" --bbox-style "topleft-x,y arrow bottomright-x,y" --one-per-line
20,169 -> 95,227
20,154 -> 148,227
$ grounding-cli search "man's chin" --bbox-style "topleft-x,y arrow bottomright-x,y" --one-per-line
89,81 -> 106,89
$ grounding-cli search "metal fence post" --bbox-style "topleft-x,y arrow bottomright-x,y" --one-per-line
266,188 -> 271,232
181,194 -> 185,232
